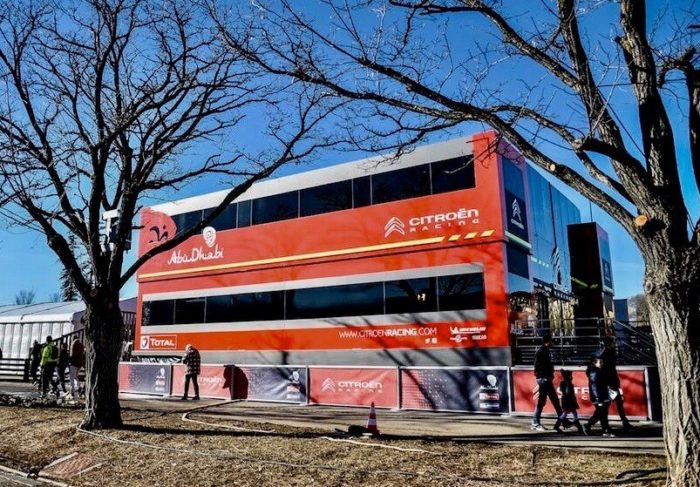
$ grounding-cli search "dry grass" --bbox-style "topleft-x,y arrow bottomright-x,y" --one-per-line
0,406 -> 666,487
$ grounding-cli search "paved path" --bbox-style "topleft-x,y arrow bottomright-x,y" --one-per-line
122,396 -> 664,455
1,380 -> 665,455
0,469 -> 42,487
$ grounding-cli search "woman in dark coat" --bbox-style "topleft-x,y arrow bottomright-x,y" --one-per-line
585,357 -> 614,437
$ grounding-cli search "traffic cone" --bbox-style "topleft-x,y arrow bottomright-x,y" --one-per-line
366,402 -> 380,436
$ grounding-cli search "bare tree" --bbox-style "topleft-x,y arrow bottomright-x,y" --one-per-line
215,0 -> 700,483
0,0 -> 341,429
48,292 -> 62,303
629,293 -> 650,322
14,289 -> 36,305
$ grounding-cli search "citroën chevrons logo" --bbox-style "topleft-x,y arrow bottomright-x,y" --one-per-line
384,217 -> 405,237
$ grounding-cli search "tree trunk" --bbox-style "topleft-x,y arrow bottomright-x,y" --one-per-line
644,257 -> 700,487
80,297 -> 124,429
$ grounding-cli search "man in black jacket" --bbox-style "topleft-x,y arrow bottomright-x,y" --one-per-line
531,334 -> 562,430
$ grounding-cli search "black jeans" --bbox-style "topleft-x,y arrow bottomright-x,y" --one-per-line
610,388 -> 629,424
57,366 -> 67,392
587,402 -> 611,432
532,378 -> 562,425
40,364 -> 57,395
184,373 -> 199,398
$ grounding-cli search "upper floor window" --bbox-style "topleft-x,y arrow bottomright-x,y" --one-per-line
168,155 -> 477,233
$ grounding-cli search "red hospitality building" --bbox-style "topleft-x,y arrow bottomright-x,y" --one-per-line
122,131 -> 658,418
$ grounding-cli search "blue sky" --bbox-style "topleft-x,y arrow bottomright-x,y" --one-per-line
0,0 -> 696,304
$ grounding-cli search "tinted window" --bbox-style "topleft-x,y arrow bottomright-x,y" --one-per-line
205,295 -> 234,323
172,210 -> 202,234
431,156 -> 475,194
352,176 -> 371,208
174,297 -> 205,324
237,200 -> 252,227
385,277 -> 437,314
207,292 -> 284,322
233,291 -> 285,321
438,273 -> 485,310
203,204 -> 237,231
252,191 -> 298,225
507,244 -> 530,278
371,165 -> 430,205
286,283 -> 383,319
142,300 -> 174,326
503,158 -> 525,199
300,181 -> 352,217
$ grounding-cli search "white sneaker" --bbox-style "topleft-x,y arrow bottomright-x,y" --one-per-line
531,424 -> 546,431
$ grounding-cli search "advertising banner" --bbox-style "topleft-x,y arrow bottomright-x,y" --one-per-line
171,364 -> 233,399
401,367 -> 510,413
512,368 -> 649,419
118,362 -> 172,396
233,366 -> 307,403
308,367 -> 398,408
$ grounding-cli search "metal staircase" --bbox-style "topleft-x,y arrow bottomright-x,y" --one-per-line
512,318 -> 656,366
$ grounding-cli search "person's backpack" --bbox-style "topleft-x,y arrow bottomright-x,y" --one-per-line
49,343 -> 58,361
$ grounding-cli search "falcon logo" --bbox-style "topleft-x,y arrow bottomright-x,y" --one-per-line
202,226 -> 216,248
321,378 -> 336,392
384,217 -> 405,237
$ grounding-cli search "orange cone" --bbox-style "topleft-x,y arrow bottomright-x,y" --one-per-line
366,401 -> 380,436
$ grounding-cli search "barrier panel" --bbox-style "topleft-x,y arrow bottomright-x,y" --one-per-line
171,364 -> 233,399
118,362 -> 172,396
233,365 -> 307,404
308,366 -> 398,408
511,367 -> 650,420
400,367 -> 510,413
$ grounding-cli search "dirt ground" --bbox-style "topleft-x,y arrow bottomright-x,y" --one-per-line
0,405 -> 667,487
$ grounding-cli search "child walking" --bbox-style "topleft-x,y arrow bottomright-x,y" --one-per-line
554,369 -> 585,434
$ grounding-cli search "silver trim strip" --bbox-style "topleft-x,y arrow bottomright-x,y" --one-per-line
143,263 -> 484,301
150,138 -> 474,214
141,309 -> 487,333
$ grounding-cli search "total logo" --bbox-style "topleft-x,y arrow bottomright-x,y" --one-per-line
140,335 -> 177,350
384,208 -> 480,238
167,225 -> 224,265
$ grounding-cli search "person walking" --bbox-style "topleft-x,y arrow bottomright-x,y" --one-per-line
181,344 -> 200,400
531,334 -> 562,430
598,336 -> 633,430
29,340 -> 42,384
69,338 -> 85,400
39,337 -> 59,397
585,356 -> 614,437
553,369 -> 584,434
57,342 -> 69,394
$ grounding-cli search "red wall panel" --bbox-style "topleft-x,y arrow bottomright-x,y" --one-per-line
171,364 -> 233,399
309,367 -> 398,408
512,368 -> 650,419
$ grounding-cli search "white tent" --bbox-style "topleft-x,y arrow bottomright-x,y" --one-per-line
0,298 -> 136,359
